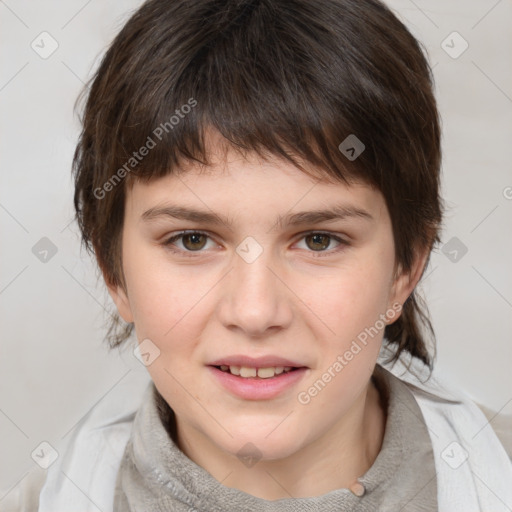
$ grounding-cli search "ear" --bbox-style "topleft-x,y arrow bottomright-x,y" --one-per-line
387,246 -> 430,320
107,281 -> 134,324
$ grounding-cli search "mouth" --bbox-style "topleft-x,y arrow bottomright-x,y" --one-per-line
207,360 -> 309,400
211,364 -> 302,379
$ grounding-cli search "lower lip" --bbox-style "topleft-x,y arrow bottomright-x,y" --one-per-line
207,366 -> 308,400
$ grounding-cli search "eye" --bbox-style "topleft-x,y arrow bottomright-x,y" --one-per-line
295,232 -> 347,254
164,231 -> 217,253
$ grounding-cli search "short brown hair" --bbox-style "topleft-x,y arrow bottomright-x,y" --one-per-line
73,0 -> 442,367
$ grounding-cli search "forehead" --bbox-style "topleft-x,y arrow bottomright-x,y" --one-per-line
125,140 -> 388,225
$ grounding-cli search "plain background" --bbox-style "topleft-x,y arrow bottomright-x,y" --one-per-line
1,0 -> 511,495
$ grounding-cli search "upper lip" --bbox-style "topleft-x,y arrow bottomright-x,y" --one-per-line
208,355 -> 307,368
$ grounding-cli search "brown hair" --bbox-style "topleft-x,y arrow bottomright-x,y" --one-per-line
73,0 -> 442,368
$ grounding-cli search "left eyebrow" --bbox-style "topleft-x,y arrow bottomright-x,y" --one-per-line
277,205 -> 373,228
140,203 -> 373,228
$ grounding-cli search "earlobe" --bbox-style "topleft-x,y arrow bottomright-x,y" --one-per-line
107,283 -> 134,323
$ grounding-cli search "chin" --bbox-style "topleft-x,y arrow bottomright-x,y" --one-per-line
216,428 -> 305,463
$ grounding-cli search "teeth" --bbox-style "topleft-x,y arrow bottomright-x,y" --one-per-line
218,365 -> 295,378
257,367 -> 275,379
239,366 -> 257,378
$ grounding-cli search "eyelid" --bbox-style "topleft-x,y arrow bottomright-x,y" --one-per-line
162,230 -> 350,256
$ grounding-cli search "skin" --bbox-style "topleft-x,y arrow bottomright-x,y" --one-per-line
108,134 -> 427,500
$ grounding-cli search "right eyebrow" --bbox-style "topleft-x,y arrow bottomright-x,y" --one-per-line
141,205 -> 231,226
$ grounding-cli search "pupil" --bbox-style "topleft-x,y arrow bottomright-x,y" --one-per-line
184,233 -> 207,250
307,234 -> 330,251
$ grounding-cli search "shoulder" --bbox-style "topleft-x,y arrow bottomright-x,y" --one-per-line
0,468 -> 46,512
475,402 -> 512,459
378,345 -> 512,511
32,369 -> 151,512
378,346 -> 511,459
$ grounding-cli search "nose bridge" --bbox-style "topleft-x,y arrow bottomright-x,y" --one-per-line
218,241 -> 292,335
235,251 -> 274,300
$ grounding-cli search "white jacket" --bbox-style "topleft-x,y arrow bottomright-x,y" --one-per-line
3,349 -> 512,511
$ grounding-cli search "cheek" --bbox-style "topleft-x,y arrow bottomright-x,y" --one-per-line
122,243 -> 197,340
302,260 -> 393,344
295,265 -> 392,414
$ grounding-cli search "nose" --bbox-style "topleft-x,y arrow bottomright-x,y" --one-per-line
216,249 -> 293,337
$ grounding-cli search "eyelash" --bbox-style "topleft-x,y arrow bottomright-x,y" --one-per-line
162,230 -> 349,258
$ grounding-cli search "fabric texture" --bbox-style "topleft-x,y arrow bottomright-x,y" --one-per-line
113,364 -> 438,511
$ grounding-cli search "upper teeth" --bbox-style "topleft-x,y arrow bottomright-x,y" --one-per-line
219,365 -> 293,378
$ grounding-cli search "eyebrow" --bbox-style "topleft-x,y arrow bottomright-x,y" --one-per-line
141,203 -> 373,229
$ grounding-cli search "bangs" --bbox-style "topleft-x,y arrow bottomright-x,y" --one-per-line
83,0 -> 427,191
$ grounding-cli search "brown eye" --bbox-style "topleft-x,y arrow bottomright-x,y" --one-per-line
182,233 -> 208,251
164,231 -> 218,256
305,233 -> 331,251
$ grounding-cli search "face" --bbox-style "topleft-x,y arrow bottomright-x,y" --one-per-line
110,141 -> 421,465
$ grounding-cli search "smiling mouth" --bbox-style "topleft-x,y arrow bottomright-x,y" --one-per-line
212,365 -> 302,379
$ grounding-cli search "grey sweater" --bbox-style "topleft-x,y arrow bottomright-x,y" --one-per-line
113,364 -> 437,511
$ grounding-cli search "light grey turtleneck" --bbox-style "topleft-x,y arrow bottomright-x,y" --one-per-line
113,364 -> 438,511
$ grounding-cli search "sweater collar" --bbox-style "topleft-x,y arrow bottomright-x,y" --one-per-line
114,363 -> 437,511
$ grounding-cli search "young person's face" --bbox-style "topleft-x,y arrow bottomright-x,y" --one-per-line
110,138 -> 420,465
